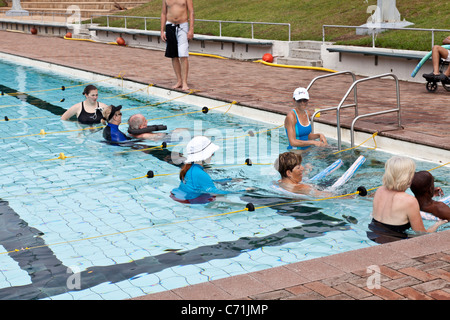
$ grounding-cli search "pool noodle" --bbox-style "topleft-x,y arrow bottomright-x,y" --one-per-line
309,159 -> 343,181
420,195 -> 450,221
329,155 -> 366,190
411,44 -> 450,78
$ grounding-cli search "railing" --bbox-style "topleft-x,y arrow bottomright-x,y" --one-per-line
337,73 -> 401,150
307,71 -> 358,134
90,15 -> 291,41
322,25 -> 450,50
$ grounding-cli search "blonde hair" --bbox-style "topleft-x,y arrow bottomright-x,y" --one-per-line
382,156 -> 416,191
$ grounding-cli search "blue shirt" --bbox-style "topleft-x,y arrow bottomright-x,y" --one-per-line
171,164 -> 230,201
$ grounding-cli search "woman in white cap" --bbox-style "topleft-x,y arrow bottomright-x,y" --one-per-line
170,136 -> 232,204
284,87 -> 327,150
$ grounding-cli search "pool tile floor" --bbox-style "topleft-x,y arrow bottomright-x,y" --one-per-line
0,29 -> 449,300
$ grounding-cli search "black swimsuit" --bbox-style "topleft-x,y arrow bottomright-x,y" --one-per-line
77,102 -> 103,124
367,218 -> 411,244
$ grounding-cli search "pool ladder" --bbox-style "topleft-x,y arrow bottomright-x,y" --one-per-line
308,72 -> 402,151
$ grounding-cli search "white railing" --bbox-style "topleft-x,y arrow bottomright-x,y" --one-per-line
322,25 -> 450,50
90,15 -> 291,41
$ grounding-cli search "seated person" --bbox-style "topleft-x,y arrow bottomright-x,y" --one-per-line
101,105 -> 130,143
171,136 -> 240,204
284,87 -> 327,151
127,113 -> 186,142
410,171 -> 450,221
274,151 -> 330,197
423,35 -> 450,81
61,85 -> 109,124
367,156 -> 447,244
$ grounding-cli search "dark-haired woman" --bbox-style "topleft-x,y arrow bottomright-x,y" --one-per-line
61,85 -> 108,124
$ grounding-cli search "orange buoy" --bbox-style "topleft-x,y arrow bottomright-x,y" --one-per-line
65,32 -> 72,38
116,37 -> 126,46
262,53 -> 273,63
30,27 -> 37,35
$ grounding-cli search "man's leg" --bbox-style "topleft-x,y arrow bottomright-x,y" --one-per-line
431,45 -> 448,75
171,58 -> 183,89
180,57 -> 189,91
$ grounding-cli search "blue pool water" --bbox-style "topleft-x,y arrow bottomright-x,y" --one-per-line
0,58 -> 449,300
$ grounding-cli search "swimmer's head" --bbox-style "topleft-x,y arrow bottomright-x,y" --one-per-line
184,136 -> 219,163
275,152 -> 303,178
410,171 -> 434,197
102,105 -> 122,122
382,156 -> 415,191
83,85 -> 98,96
293,87 -> 309,102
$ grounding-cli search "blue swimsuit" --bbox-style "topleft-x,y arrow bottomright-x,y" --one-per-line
171,164 -> 230,203
286,109 -> 311,150
103,123 -> 129,143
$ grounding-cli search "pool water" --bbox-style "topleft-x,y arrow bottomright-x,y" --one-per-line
0,59 -> 448,300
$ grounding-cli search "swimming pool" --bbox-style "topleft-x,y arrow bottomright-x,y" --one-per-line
0,58 -> 449,300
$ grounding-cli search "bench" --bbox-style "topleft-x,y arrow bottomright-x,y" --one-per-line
327,47 -> 429,65
88,25 -> 274,59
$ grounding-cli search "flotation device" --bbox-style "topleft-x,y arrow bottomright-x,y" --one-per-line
270,183 -> 312,200
309,159 -> 343,181
420,195 -> 450,221
128,124 -> 167,135
329,155 -> 366,190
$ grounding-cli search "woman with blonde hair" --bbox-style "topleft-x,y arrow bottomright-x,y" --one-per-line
368,156 -> 447,243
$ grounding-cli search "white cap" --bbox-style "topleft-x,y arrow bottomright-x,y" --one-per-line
293,87 -> 309,101
184,136 -> 220,163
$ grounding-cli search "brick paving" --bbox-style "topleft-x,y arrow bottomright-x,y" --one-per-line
0,29 -> 449,300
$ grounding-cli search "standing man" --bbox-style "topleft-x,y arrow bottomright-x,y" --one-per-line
161,0 -> 194,91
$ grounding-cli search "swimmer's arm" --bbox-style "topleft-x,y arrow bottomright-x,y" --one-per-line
160,0 -> 167,41
407,198 -> 447,232
432,202 -> 450,221
308,133 -> 328,145
61,103 -> 80,121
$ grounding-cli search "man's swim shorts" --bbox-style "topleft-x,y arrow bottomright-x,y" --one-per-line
165,22 -> 189,58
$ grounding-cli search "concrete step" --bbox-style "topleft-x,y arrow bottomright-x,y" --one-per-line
290,48 -> 321,60
277,57 -> 323,67
16,7 -> 113,18
291,40 -> 324,50
3,1 -> 147,18
21,0 -> 146,3
21,2 -> 146,10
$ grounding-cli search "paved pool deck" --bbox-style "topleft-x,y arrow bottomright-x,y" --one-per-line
0,30 -> 449,300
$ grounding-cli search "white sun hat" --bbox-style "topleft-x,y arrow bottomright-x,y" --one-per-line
184,136 -> 220,163
293,87 -> 309,101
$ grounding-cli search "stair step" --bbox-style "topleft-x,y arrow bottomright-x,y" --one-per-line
277,57 -> 323,67
291,40 -> 324,50
291,48 -> 321,60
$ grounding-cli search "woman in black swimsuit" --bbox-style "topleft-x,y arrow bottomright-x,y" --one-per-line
367,156 -> 447,243
61,85 -> 109,124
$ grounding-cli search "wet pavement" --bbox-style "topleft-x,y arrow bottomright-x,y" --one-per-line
0,29 -> 449,300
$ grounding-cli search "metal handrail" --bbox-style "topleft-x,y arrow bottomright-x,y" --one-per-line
90,15 -> 291,41
307,71 -> 358,133
322,25 -> 450,50
335,73 -> 401,150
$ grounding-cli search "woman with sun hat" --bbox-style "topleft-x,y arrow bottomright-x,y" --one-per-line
170,136 -> 234,204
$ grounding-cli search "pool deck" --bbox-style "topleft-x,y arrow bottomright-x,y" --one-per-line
0,30 -> 449,300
